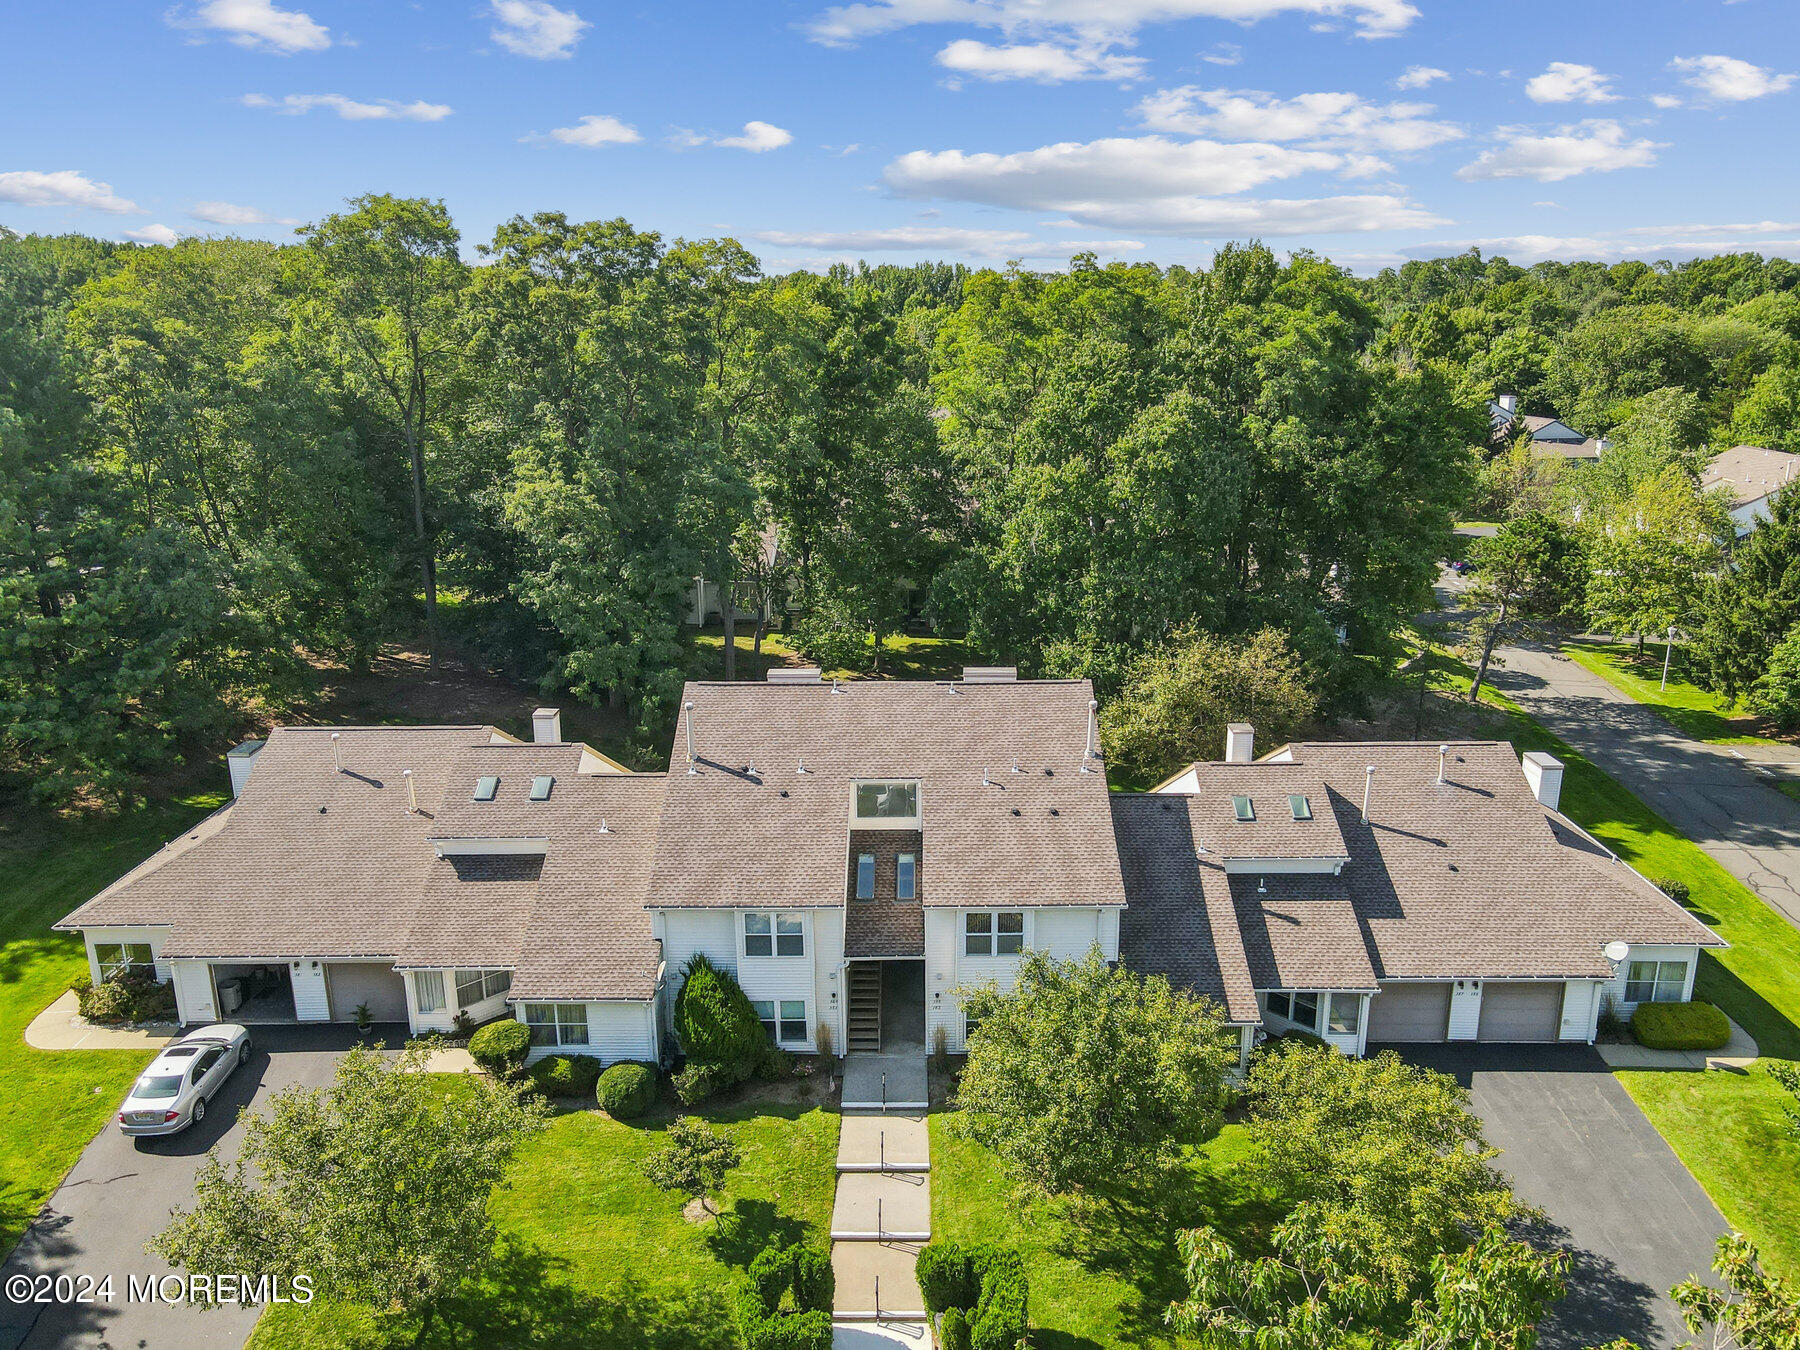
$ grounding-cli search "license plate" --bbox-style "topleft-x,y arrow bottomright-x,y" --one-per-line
127,1111 -> 165,1124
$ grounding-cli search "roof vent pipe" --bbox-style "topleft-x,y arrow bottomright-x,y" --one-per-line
684,701 -> 697,775
1362,765 -> 1375,824
404,768 -> 417,814
598,818 -> 610,834
982,768 -> 993,787
1082,699 -> 1099,772
331,731 -> 341,773
1437,744 -> 1449,785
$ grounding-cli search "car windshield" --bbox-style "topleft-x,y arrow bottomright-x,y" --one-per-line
162,1046 -> 199,1058
132,1074 -> 184,1100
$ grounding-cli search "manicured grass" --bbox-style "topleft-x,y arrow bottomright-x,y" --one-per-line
249,1098 -> 840,1349
929,1117 -> 1277,1348
691,629 -> 969,683
0,790 -> 225,1257
1617,1067 -> 1800,1283
1562,640 -> 1777,746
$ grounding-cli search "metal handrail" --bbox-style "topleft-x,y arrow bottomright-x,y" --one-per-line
881,1070 -> 887,1111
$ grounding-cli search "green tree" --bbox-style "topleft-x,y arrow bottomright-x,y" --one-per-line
1168,1214 -> 1566,1350
149,1041 -> 548,1346
1693,485 -> 1800,701
1671,1232 -> 1800,1350
642,1116 -> 742,1217
298,195 -> 468,666
953,949 -> 1234,1201
1586,467 -> 1729,656
1749,624 -> 1800,730
1731,361 -> 1800,455
1462,512 -> 1587,701
1100,626 -> 1318,787
1243,1041 -> 1519,1299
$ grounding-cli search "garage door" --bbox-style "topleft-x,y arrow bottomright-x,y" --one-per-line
1366,982 -> 1451,1042
1477,982 -> 1563,1042
327,962 -> 409,1024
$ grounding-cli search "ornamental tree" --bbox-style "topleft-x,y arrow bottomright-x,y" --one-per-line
642,1116 -> 742,1217
953,949 -> 1235,1200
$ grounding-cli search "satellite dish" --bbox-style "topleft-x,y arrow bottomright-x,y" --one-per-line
1603,940 -> 1630,964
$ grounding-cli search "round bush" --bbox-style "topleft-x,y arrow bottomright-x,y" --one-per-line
598,1062 -> 657,1118
1632,1000 -> 1731,1051
674,954 -> 765,1064
673,1059 -> 727,1106
80,980 -> 132,1024
469,1018 -> 533,1073
939,1308 -> 971,1350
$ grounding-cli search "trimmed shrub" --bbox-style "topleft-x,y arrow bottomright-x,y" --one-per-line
738,1241 -> 834,1350
741,1309 -> 831,1350
917,1243 -> 1027,1348
674,954 -> 766,1064
916,1243 -> 978,1315
756,1046 -> 796,1082
78,972 -> 173,1024
789,1245 -> 833,1312
674,1059 -> 728,1106
939,1308 -> 971,1350
1654,877 -> 1691,906
469,1018 -> 533,1073
747,1244 -> 791,1315
598,1062 -> 657,1119
527,1055 -> 603,1098
1633,1000 -> 1731,1051
561,1055 -> 602,1096
67,974 -> 92,998
970,1251 -> 1028,1350
79,980 -> 133,1024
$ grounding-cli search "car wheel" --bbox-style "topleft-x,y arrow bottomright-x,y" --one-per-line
192,1097 -> 205,1125
239,1043 -> 251,1068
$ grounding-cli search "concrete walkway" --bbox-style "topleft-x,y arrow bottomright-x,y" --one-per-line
1485,641 -> 1800,931
831,1067 -> 932,1337
1596,1014 -> 1760,1071
23,990 -> 177,1050
842,1053 -> 928,1111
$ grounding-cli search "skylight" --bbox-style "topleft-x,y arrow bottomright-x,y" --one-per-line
1231,795 -> 1254,821
1289,795 -> 1312,821
473,776 -> 499,801
530,776 -> 554,801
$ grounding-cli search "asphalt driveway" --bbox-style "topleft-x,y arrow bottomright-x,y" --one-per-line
1383,1044 -> 1725,1350
0,1023 -> 405,1350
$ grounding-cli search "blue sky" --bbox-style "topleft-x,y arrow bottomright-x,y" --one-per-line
3,0 -> 1797,273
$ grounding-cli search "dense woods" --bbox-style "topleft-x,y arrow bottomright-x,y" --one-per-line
6,197 -> 1799,804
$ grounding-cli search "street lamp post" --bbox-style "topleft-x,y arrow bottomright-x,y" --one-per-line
1661,626 -> 1676,691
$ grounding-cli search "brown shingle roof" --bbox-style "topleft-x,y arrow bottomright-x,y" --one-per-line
646,680 -> 1126,911
1111,796 -> 1260,1022
1701,444 -> 1800,507
1170,764 -> 1348,861
1228,872 -> 1378,990
844,904 -> 926,957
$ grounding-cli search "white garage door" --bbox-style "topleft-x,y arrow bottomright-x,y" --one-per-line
327,962 -> 409,1024
1477,982 -> 1564,1042
1366,982 -> 1451,1042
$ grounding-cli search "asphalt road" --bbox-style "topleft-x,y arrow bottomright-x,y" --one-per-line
1485,642 -> 1800,932
0,1024 -> 403,1350
1388,1044 -> 1726,1350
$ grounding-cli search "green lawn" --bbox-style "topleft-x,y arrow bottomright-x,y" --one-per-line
691,628 -> 969,682
249,1098 -> 840,1349
0,790 -> 224,1256
929,1117 -> 1277,1348
1562,640 -> 1778,746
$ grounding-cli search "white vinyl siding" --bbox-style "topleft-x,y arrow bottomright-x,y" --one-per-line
927,906 -> 1121,1054
83,926 -> 173,984
519,1001 -> 658,1066
1600,943 -> 1701,1017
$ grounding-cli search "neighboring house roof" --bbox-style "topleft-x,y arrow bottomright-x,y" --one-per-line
1111,796 -> 1261,1023
1487,403 -> 1601,460
645,680 -> 1126,911
1700,444 -> 1800,508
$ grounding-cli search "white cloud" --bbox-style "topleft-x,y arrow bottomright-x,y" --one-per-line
1651,94 -> 1683,109
935,39 -> 1145,82
1054,238 -> 1146,250
1619,219 -> 1800,236
0,169 -> 140,214
881,134 -> 1443,236
489,0 -> 589,59
1137,86 -> 1461,152
806,0 -> 1421,47
171,0 -> 330,54
1412,232 -> 1800,264
1524,62 -> 1618,104
125,224 -> 180,245
1394,64 -> 1447,90
717,121 -> 794,152
242,93 -> 453,121
1455,120 -> 1663,182
188,199 -> 297,225
754,225 -> 1036,252
1670,55 -> 1795,102
548,114 -> 641,146
1201,43 -> 1242,66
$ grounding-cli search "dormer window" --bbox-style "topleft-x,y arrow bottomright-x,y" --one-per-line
854,781 -> 920,826
473,776 -> 499,802
1232,795 -> 1254,821
1289,795 -> 1311,821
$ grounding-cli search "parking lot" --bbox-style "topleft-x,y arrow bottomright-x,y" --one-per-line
0,1024 -> 405,1350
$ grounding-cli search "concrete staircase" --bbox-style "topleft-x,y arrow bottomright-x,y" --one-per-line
830,1082 -> 932,1343
847,964 -> 883,1053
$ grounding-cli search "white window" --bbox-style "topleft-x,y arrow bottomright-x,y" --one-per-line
744,912 -> 805,958
523,1003 -> 588,1047
751,999 -> 809,1046
94,942 -> 153,979
414,971 -> 445,1013
1265,990 -> 1291,1020
1625,960 -> 1688,1004
856,854 -> 875,900
854,781 -> 919,822
455,969 -> 512,1005
1290,991 -> 1319,1032
896,853 -> 917,901
964,911 -> 1024,956
1327,993 -> 1361,1035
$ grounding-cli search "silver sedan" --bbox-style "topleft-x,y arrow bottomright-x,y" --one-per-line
117,1024 -> 252,1136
